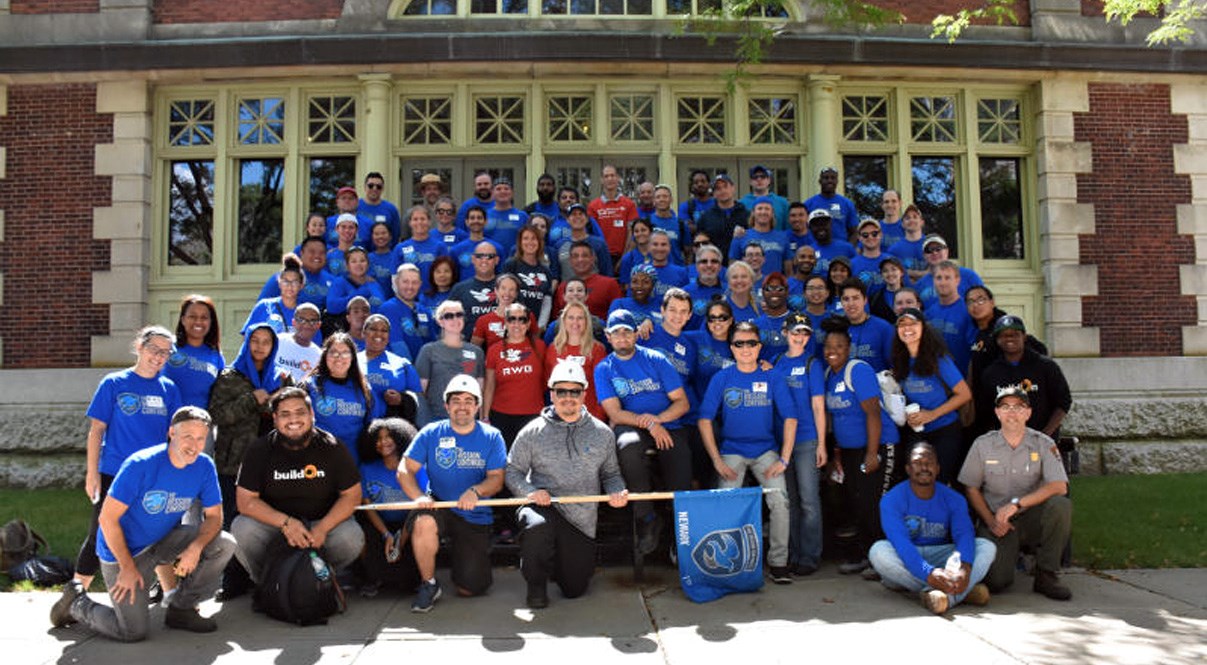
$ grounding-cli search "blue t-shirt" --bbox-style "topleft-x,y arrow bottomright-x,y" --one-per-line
547,216 -> 605,249
594,346 -> 684,428
699,365 -> 796,459
88,369 -> 183,476
259,268 -> 335,311
901,355 -> 965,432
242,297 -> 295,336
326,247 -> 350,278
847,315 -> 896,373
731,228 -> 791,275
484,206 -> 528,255
739,193 -> 791,231
687,330 -> 734,399
811,240 -> 856,276
880,219 -> 906,249
617,250 -> 650,288
359,200 -> 403,245
326,212 -> 375,247
367,250 -> 399,295
455,196 -> 494,228
752,311 -> 790,363
163,344 -> 225,409
393,235 -> 449,287
825,360 -> 899,449
97,443 -> 221,563
726,296 -> 758,325
645,326 -> 700,423
648,214 -> 689,264
327,277 -> 386,314
773,353 -> 825,444
924,299 -> 977,378
914,267 -> 985,309
608,297 -> 662,330
306,378 -> 376,464
850,253 -> 887,295
678,197 -> 715,227
433,227 -> 469,254
378,297 -> 434,361
360,459 -> 426,527
887,238 -> 926,275
879,480 -> 977,582
359,350 -> 422,406
804,193 -> 860,238
683,279 -> 724,330
404,420 -> 507,525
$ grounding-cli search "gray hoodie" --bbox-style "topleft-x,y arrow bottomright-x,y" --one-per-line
505,405 -> 626,538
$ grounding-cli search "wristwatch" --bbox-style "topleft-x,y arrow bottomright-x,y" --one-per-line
1010,496 -> 1021,509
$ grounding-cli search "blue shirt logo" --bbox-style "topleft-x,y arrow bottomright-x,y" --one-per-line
142,490 -> 169,515
117,393 -> 142,415
315,396 -> 337,417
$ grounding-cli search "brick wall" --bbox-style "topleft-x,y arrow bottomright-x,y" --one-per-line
152,0 -> 343,23
1081,0 -> 1104,16
1075,83 -> 1195,357
0,84 -> 112,368
875,0 -> 1031,26
10,0 -> 99,12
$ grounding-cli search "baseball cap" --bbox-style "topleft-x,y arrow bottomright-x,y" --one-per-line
992,315 -> 1027,336
995,385 -> 1030,407
713,173 -> 734,185
896,307 -> 925,324
783,312 -> 812,334
336,213 -> 359,227
336,186 -> 358,199
605,309 -> 637,333
858,218 -> 881,231
749,164 -> 770,178
567,203 -> 588,215
923,234 -> 948,250
807,209 -> 832,223
818,166 -> 838,176
547,360 -> 589,389
443,374 -> 482,403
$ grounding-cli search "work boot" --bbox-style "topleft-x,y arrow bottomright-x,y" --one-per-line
164,606 -> 218,633
963,582 -> 991,606
526,581 -> 549,609
1033,569 -> 1072,601
50,580 -> 84,628
920,589 -> 949,615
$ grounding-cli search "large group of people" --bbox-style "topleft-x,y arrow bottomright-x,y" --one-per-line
50,164 -> 1077,642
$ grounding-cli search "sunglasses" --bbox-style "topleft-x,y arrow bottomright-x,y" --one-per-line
730,339 -> 761,348
860,231 -> 880,238
707,314 -> 732,323
435,208 -> 455,215
763,285 -> 787,293
696,258 -> 720,265
440,311 -> 465,320
365,183 -> 383,190
925,246 -> 945,254
553,388 -> 584,398
505,316 -> 528,323
473,253 -> 498,260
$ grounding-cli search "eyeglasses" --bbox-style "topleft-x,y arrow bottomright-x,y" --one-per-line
707,314 -> 732,323
505,316 -> 527,324
995,403 -> 1030,413
697,258 -> 720,265
966,296 -> 991,306
295,317 -> 321,326
328,350 -> 353,359
440,311 -> 465,320
730,339 -> 761,349
924,246 -> 946,254
805,285 -> 829,292
144,346 -> 173,359
365,183 -> 383,190
473,253 -> 498,260
763,285 -> 787,293
860,231 -> 881,238
435,208 -> 455,215
280,278 -> 302,287
553,388 -> 584,398
751,173 -> 770,179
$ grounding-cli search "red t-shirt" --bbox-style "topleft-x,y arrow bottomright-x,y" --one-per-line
554,273 -> 622,321
486,338 -> 547,415
544,341 -> 609,421
589,195 -> 639,257
472,310 -> 538,349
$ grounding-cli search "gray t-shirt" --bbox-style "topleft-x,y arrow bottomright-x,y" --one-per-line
415,340 -> 485,420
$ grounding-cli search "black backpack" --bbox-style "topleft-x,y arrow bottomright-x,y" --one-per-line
254,548 -> 346,625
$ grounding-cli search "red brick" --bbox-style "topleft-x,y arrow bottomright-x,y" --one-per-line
876,0 -> 1031,26
152,0 -> 344,24
1074,83 -> 1194,357
10,0 -> 98,13
0,84 -> 112,368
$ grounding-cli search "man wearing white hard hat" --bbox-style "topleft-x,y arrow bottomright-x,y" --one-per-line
505,361 -> 629,609
398,374 -> 506,613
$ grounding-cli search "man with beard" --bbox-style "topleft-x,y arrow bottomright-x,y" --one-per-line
804,166 -> 860,241
230,388 -> 364,590
696,173 -> 748,259
752,272 -> 792,362
448,241 -> 500,339
868,442 -> 995,614
678,169 -> 715,229
974,316 -> 1071,441
524,173 -> 561,221
456,171 -> 495,228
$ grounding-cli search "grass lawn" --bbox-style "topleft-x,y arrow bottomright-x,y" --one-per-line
1,473 -> 1203,590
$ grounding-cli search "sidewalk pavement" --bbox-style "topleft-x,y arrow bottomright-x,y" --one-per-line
9,564 -> 1205,665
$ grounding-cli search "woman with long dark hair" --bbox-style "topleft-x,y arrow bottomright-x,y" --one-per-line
421,255 -> 458,311
166,294 -> 225,411
482,302 -> 546,447
304,332 -> 377,464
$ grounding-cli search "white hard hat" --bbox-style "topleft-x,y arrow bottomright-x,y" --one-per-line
443,374 -> 482,403
547,359 -> 589,389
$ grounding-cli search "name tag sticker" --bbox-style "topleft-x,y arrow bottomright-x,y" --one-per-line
753,382 -> 767,393
985,459 -> 999,465
462,350 -> 476,359
674,343 -> 686,356
510,214 -> 520,221
375,215 -> 386,222
144,396 -> 165,408
613,219 -> 625,227
439,437 -> 456,448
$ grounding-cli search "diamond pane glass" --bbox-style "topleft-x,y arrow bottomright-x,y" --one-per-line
168,160 -> 214,266
308,95 -> 357,144
474,96 -> 525,144
749,97 -> 796,144
610,95 -> 654,142
548,96 -> 592,142
841,95 -> 889,142
677,96 -> 726,144
167,100 -> 215,147
910,96 -> 958,143
977,98 -> 1021,144
402,96 -> 453,146
237,97 -> 286,145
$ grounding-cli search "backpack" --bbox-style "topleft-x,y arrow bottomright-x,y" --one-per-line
0,519 -> 47,570
254,548 -> 346,626
826,359 -> 907,426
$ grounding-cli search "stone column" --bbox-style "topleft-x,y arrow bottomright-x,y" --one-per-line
1172,82 -> 1207,354
361,74 -> 393,183
806,75 -> 841,184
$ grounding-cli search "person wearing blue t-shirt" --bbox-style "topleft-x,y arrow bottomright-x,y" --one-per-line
868,442 -> 996,614
821,317 -> 900,576
75,326 -> 183,589
885,204 -> 929,281
327,247 -> 387,315
303,333 -> 378,465
913,234 -> 985,307
359,172 -> 403,244
643,288 -> 706,487
595,309 -> 692,556
393,205 -> 449,288
838,279 -> 896,372
851,218 -> 889,296
806,208 -> 856,276
644,230 -> 689,299
698,321 -> 797,582
804,167 -> 860,240
923,261 -> 978,378
683,245 -> 725,331
359,315 -> 423,424
678,169 -> 715,229
432,197 -> 468,252
259,237 -> 336,311
166,295 -> 225,409
609,264 -> 663,336
731,198 -> 791,274
752,271 -> 792,362
773,313 -> 828,575
455,172 -> 496,229
357,418 -> 427,596
327,186 -> 374,247
879,189 -> 906,249
649,185 -> 689,264
367,221 -> 400,294
450,206 -> 505,281
51,407 -> 236,640
892,308 -> 973,484
400,375 -> 506,611
380,263 -> 436,362
245,257 -> 306,336
483,178 -> 528,255
740,164 -> 792,230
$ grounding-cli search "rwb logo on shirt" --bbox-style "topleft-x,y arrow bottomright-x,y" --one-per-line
691,525 -> 760,578
470,289 -> 494,303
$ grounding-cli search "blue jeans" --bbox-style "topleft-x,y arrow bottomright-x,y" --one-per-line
786,440 -> 823,568
868,538 -> 997,607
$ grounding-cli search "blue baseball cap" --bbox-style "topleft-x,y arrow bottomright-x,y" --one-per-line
606,309 -> 638,333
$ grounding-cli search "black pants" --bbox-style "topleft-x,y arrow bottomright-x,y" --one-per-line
838,447 -> 884,557
489,410 -> 539,451
75,473 -> 114,577
615,426 -> 692,521
405,509 -> 493,596
359,519 -> 421,593
517,505 -> 596,599
906,420 -> 964,485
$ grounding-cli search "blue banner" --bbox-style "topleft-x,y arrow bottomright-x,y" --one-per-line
673,487 -> 764,603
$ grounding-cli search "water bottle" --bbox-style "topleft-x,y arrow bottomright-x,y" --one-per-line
945,551 -> 962,574
309,550 -> 330,581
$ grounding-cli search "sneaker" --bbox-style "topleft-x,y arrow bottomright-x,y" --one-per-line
159,587 -> 178,609
1033,569 -> 1072,601
411,579 -> 442,613
791,563 -> 818,577
147,580 -> 163,606
164,606 -> 217,633
769,566 -> 793,585
963,583 -> 991,607
838,558 -> 870,575
526,582 -> 549,609
861,567 -> 881,582
637,514 -> 663,556
50,580 -> 83,628
920,589 -> 949,615
359,581 -> 381,598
